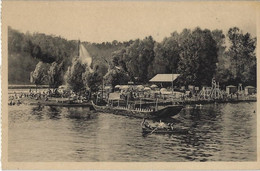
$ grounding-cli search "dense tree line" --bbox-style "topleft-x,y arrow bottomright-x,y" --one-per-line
8,26 -> 256,92
111,27 -> 256,87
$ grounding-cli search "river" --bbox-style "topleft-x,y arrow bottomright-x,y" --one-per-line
8,102 -> 256,162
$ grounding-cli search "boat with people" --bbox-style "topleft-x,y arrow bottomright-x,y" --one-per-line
91,97 -> 183,119
141,119 -> 189,134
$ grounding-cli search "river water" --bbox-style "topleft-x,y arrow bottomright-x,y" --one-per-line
8,102 -> 256,162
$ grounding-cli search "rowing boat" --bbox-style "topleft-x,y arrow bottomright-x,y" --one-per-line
141,119 -> 189,134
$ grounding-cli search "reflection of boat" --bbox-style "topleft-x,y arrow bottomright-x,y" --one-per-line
141,119 -> 189,134
91,100 -> 183,119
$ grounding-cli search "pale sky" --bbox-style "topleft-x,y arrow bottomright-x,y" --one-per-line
3,1 -> 258,43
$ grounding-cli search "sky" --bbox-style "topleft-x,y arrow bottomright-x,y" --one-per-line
3,1 -> 258,43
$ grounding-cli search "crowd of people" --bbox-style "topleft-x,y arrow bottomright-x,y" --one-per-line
8,88 -> 93,106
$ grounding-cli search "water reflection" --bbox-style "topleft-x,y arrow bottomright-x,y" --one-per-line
30,105 -> 45,120
8,102 -> 256,162
66,107 -> 97,120
47,106 -> 62,120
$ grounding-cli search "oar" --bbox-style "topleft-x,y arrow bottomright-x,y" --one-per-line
150,126 -> 158,134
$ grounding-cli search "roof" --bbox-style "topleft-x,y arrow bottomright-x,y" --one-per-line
245,86 -> 255,89
226,85 -> 237,88
149,74 -> 180,82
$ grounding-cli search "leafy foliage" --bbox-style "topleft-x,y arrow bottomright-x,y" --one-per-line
64,58 -> 89,92
104,67 -> 130,88
111,36 -> 155,82
226,27 -> 257,86
8,26 -> 257,88
8,27 -> 128,85
177,28 -> 218,86
86,71 -> 103,92
47,62 -> 64,88
30,61 -> 49,86
151,34 -> 180,78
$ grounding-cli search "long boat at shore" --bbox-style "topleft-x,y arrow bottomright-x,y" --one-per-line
91,100 -> 183,119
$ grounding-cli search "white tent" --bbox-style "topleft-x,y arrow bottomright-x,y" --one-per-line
136,85 -> 144,91
160,88 -> 167,92
120,85 -> 129,90
150,84 -> 158,88
144,87 -> 151,91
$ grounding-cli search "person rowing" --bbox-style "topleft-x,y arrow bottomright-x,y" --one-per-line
158,120 -> 167,128
150,120 -> 167,134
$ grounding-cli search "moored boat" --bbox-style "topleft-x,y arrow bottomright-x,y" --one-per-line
91,100 -> 183,119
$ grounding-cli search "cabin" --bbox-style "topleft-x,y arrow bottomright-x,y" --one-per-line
149,74 -> 180,87
245,86 -> 256,95
226,85 -> 237,94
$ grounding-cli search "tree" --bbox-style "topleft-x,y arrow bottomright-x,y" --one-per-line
177,28 -> 218,86
122,36 -> 155,82
151,34 -> 180,78
64,58 -> 89,93
151,43 -> 168,75
104,67 -> 130,88
227,27 -> 256,85
30,61 -> 49,88
47,62 -> 64,89
85,71 -> 103,92
211,30 -> 230,85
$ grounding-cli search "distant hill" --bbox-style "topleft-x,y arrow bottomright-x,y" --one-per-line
8,27 -> 39,84
8,27 -> 127,84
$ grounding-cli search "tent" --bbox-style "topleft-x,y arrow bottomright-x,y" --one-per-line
120,85 -> 129,90
160,88 -> 167,92
144,87 -> 151,91
136,85 -> 144,91
245,86 -> 256,95
226,85 -> 237,94
150,84 -> 158,88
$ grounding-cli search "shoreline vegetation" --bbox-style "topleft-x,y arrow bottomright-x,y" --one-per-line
8,26 -> 256,107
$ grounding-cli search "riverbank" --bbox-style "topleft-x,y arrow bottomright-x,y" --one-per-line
9,95 -> 256,108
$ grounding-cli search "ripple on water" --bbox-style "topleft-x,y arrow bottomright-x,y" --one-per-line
8,102 -> 257,162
